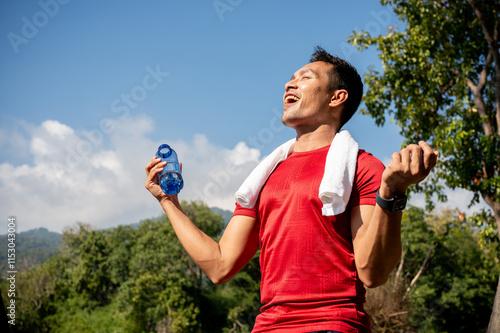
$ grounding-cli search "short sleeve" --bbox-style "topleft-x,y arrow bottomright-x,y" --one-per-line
350,150 -> 386,207
233,202 -> 259,219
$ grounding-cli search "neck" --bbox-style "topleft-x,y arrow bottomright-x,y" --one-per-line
293,124 -> 340,152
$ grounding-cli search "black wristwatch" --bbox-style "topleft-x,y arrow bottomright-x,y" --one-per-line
376,190 -> 407,212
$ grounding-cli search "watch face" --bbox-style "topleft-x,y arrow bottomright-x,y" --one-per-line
393,198 -> 407,212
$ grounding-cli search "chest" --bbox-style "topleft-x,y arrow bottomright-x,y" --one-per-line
259,152 -> 326,209
256,149 -> 355,263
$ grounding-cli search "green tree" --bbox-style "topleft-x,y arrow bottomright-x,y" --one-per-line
412,208 -> 498,332
115,200 -> 249,333
349,0 -> 500,329
366,207 -> 499,332
2,201 -> 262,332
118,215 -> 201,332
69,227 -> 114,305
1,255 -> 67,332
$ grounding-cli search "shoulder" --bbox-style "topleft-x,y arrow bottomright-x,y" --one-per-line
353,150 -> 385,197
357,149 -> 386,176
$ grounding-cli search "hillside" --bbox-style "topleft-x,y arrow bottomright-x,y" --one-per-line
210,207 -> 233,224
0,227 -> 62,278
0,207 -> 233,278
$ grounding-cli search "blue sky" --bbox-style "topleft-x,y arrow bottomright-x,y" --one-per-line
0,0 -> 483,233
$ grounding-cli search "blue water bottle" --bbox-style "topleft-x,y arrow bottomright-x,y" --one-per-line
155,144 -> 184,195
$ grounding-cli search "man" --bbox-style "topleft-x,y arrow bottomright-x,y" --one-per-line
145,47 -> 438,332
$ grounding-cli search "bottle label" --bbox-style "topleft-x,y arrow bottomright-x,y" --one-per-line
164,162 -> 181,173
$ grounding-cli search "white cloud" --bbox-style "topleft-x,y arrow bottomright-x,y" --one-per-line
441,187 -> 489,214
407,186 -> 490,217
229,142 -> 261,166
42,120 -> 74,139
0,115 -> 261,234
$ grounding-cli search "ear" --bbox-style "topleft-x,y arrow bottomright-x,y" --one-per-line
329,89 -> 348,108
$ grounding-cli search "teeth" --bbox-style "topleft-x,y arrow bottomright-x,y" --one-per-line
285,95 -> 300,104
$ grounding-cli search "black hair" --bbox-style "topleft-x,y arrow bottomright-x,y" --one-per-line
309,46 -> 363,128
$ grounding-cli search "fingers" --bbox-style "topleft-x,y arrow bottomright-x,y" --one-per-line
145,157 -> 166,176
384,142 -> 438,194
145,157 -> 156,174
419,141 -> 438,170
392,144 -> 421,175
399,147 -> 411,173
410,144 -> 423,173
145,157 -> 167,191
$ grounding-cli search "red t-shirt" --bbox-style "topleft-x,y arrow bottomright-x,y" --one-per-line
234,145 -> 385,333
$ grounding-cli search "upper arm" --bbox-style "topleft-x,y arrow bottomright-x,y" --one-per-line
351,204 -> 375,253
217,214 -> 260,283
350,151 -> 385,255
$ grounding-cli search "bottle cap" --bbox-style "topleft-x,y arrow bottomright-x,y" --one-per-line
157,144 -> 172,158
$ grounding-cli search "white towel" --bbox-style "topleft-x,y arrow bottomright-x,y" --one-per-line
235,130 -> 359,216
318,130 -> 359,216
234,138 -> 296,208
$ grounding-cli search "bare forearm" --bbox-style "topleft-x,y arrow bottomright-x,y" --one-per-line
353,183 -> 403,287
367,183 -> 404,272
159,197 -> 224,281
356,206 -> 402,287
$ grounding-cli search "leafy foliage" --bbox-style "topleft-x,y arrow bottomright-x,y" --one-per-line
3,202 -> 497,332
0,201 -> 260,332
349,0 -> 499,218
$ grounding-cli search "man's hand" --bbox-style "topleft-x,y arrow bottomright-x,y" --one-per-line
145,157 -> 178,203
380,141 -> 438,198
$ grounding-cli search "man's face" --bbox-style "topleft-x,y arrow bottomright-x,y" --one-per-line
282,61 -> 335,130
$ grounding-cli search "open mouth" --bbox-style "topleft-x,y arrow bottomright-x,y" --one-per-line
284,94 -> 300,104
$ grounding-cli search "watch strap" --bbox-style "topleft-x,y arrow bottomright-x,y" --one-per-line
376,190 -> 407,212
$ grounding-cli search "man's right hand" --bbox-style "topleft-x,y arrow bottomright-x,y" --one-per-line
145,157 -> 171,203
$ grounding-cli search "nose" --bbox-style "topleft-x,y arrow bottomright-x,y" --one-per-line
285,79 -> 297,92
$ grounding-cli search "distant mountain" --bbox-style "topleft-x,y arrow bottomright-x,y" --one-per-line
0,208 -> 233,278
0,227 -> 61,278
210,207 -> 233,224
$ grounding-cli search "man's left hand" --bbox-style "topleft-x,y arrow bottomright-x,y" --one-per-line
380,141 -> 438,197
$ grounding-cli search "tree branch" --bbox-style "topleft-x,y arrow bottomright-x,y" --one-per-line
403,243 -> 436,301
466,51 -> 494,136
393,249 -> 405,293
433,76 -> 457,115
467,0 -> 500,135
467,0 -> 496,47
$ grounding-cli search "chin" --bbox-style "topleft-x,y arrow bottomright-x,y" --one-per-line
281,117 -> 301,129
